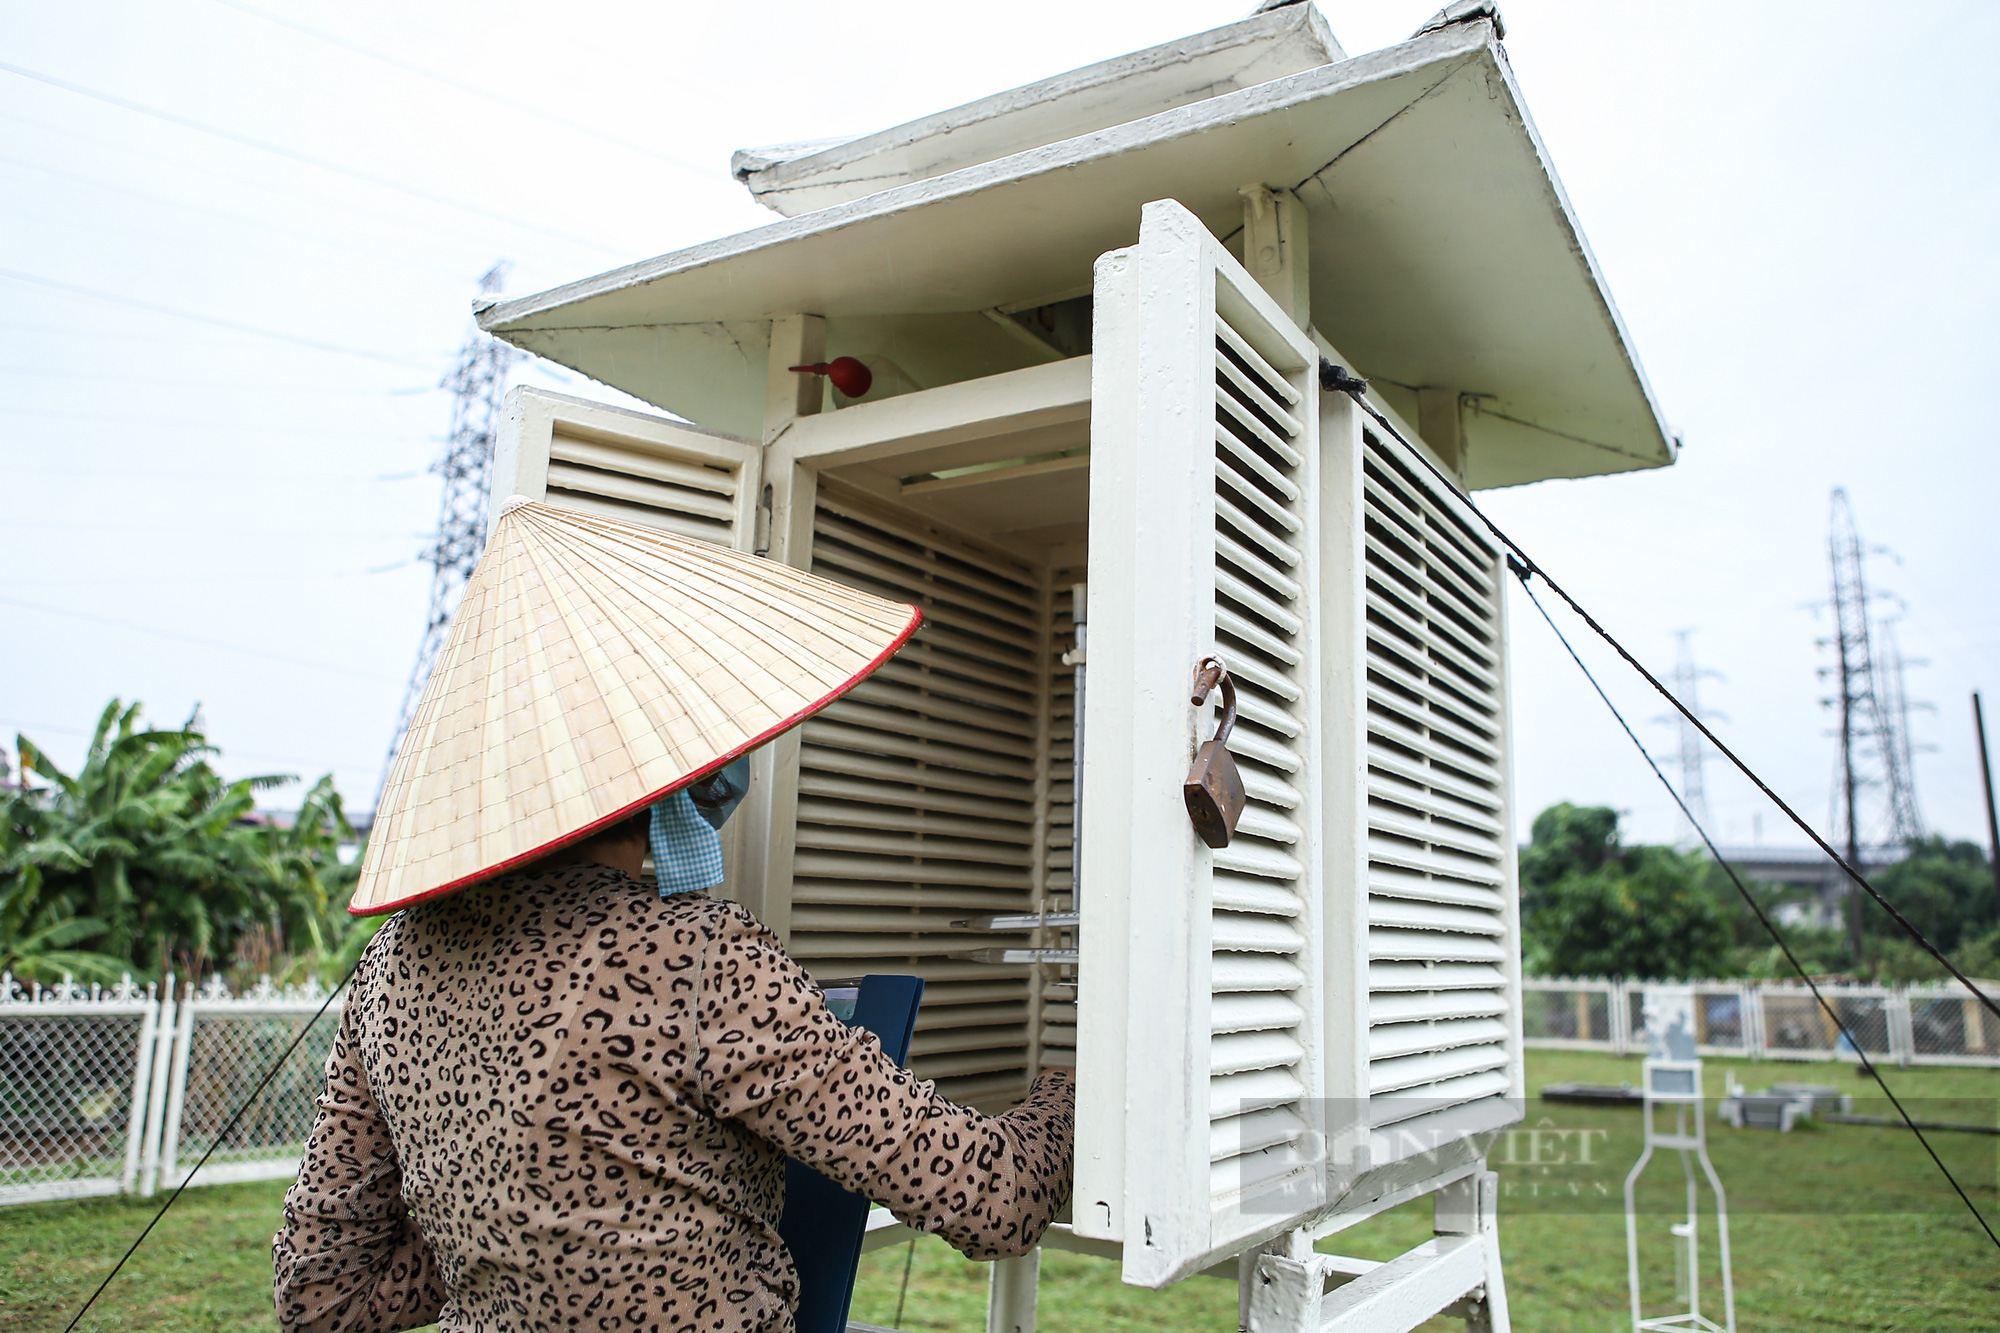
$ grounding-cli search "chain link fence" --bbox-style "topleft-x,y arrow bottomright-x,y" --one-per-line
0,975 -> 157,1206
1525,976 -> 2000,1066
154,977 -> 342,1193
4,971 -> 1997,1209
0,974 -> 341,1208
1904,982 -> 2000,1065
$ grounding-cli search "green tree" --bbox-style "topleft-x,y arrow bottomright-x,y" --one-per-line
1521,803 -> 1730,979
230,775 -> 356,961
1868,836 -> 1995,955
0,700 -> 356,984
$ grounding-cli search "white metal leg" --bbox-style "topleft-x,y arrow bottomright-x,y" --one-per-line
985,1248 -> 1040,1333
1243,1168 -> 1508,1333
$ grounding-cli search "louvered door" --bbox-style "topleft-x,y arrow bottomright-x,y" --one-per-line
1356,426 -> 1519,1133
785,481 -> 1057,1108
492,387 -> 762,548
1075,200 -> 1323,1287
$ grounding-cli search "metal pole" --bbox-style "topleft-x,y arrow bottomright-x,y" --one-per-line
1975,692 -> 2000,921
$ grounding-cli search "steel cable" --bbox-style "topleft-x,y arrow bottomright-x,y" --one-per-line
1319,360 -> 1999,1023
1513,569 -> 1999,1253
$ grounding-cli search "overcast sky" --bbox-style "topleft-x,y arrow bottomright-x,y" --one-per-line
3,1 -> 1994,853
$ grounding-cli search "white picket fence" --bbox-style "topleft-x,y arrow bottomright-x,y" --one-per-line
1522,975 -> 2000,1066
0,973 -> 341,1208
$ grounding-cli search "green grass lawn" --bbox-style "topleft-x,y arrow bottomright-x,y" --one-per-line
4,1052 -> 1994,1331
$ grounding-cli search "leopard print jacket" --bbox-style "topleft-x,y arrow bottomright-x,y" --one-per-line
273,862 -> 1075,1333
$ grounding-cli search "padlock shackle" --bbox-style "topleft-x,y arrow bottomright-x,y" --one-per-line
1191,656 -> 1237,749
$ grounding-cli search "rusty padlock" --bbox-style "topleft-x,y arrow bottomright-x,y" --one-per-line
1184,656 -> 1245,849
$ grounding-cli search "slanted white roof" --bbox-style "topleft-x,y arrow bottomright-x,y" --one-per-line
482,17 -> 1674,489
732,3 -> 1343,218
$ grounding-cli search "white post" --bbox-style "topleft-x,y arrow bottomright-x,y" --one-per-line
1888,987 -> 1915,1067
157,985 -> 198,1191
119,987 -> 158,1194
730,312 -> 825,943
139,975 -> 176,1197
985,1249 -> 1041,1333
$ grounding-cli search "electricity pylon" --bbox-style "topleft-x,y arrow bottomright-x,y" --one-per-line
377,262 -> 522,804
1655,630 -> 1724,845
1820,487 -> 1926,960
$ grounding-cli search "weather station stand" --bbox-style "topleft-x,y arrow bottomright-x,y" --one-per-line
1624,988 -> 1735,1333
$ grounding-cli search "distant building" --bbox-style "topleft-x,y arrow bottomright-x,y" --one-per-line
1707,844 -> 1907,931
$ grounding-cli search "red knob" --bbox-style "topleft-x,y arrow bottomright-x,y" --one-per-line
787,356 -> 874,398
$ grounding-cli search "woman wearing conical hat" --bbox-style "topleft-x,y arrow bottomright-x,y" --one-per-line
274,498 -> 1075,1333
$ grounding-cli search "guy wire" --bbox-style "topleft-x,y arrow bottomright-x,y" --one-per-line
64,965 -> 356,1331
1319,361 -> 1999,1022
893,1234 -> 918,1327
1513,570 -> 2000,1252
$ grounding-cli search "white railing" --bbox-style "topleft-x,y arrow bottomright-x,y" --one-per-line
0,973 -> 341,1208
1524,976 -> 2000,1067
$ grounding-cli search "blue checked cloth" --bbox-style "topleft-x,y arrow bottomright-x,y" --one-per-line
649,789 -> 726,896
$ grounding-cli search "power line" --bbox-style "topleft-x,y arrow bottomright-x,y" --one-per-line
0,58 -> 627,258
1,463 -> 422,483
0,265 -> 437,369
1317,359 -> 2000,1021
1513,569 -> 1998,1253
0,150 -> 474,283
209,0 -> 727,187
0,594 -> 402,684
0,106 -> 567,264
0,408 -> 438,439
0,319 -> 271,347
0,365 -> 437,394
8,564 -> 410,586
0,521 -> 421,538
0,716 -> 372,773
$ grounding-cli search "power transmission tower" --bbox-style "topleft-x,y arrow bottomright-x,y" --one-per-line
1874,617 -> 1931,840
378,262 -> 522,803
1655,629 -> 1724,844
1820,487 -> 1926,963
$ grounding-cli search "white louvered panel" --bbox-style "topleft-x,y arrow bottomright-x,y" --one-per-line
1367,1017 -> 1510,1062
1360,428 -> 1514,1124
1368,989 -> 1507,1026
1213,873 -> 1302,918
1366,861 -> 1505,912
496,391 -> 763,552
543,429 -> 739,544
790,495 -> 1051,1106
1213,992 -> 1306,1034
1369,960 -> 1508,992
1033,573 -> 1081,1066
1078,203 -> 1321,1280
1206,297 -> 1315,1219
1210,1106 -> 1310,1161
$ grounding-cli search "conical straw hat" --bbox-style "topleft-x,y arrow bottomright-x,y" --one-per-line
351,497 -> 921,914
